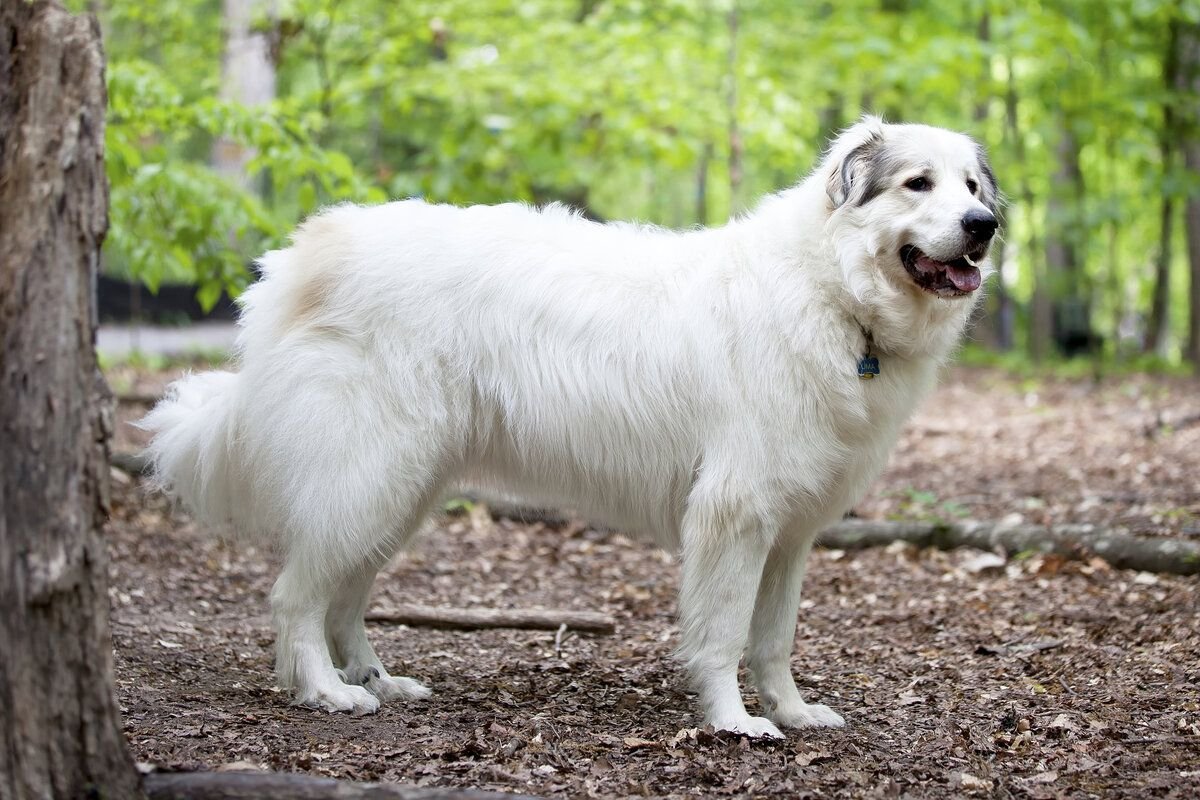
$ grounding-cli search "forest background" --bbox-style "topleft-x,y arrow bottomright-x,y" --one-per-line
86,0 -> 1200,368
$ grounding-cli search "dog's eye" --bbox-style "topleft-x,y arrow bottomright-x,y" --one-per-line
904,177 -> 931,192
966,179 -> 979,195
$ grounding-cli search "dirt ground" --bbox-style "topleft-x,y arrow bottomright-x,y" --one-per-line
106,365 -> 1200,798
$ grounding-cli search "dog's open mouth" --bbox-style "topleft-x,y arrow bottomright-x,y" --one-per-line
900,245 -> 984,297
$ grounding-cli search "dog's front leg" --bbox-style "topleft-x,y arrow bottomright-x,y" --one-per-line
676,495 -> 782,739
745,531 -> 845,729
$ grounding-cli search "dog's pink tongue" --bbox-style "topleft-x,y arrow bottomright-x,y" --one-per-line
945,262 -> 982,292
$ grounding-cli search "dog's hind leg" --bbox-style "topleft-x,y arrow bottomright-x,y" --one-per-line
325,562 -> 431,703
675,489 -> 783,739
745,531 -> 845,729
272,558 -> 380,715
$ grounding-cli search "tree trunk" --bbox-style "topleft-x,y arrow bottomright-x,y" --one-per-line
726,3 -> 743,214
1147,18 -> 1179,356
1043,116 -> 1091,357
0,2 -> 142,798
695,141 -> 712,225
1147,167 -> 1175,355
1005,58 -> 1050,360
966,9 -> 1011,351
1177,18 -> 1200,362
212,0 -> 277,188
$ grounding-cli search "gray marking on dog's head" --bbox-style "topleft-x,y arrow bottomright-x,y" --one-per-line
827,131 -> 912,209
973,142 -> 1001,216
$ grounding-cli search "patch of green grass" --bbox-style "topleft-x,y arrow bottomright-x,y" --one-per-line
955,343 -> 1194,380
443,497 -> 475,515
98,347 -> 231,373
888,487 -> 972,526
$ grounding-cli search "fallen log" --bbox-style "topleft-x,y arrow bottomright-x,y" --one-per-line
477,500 -> 1200,576
117,392 -> 162,405
819,519 -> 1200,576
111,449 -> 152,477
109,457 -> 1200,576
144,771 -> 537,800
365,604 -> 615,634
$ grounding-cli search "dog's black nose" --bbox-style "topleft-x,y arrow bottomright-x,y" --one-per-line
962,210 -> 998,241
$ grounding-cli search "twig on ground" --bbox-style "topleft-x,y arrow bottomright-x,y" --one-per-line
365,605 -> 615,634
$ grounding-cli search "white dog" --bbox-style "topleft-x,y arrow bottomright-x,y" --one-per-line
143,117 -> 998,738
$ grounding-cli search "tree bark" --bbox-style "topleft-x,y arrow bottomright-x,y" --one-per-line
0,2 -> 142,798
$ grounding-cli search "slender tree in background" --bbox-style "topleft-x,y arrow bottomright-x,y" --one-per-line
1042,115 -> 1090,356
968,7 -> 1013,351
726,2 -> 743,213
0,2 -> 142,798
213,0 -> 277,188
1178,14 -> 1200,363
1148,19 -> 1180,356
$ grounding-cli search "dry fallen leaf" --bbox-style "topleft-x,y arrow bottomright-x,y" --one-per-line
623,736 -> 658,750
1049,713 -> 1077,732
794,750 -> 834,767
1022,770 -> 1059,784
962,552 -> 1006,574
670,727 -> 699,747
960,772 -> 994,791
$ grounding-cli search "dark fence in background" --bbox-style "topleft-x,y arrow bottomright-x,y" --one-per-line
97,275 -> 238,324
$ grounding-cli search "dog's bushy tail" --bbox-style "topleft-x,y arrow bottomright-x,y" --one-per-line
139,370 -> 250,534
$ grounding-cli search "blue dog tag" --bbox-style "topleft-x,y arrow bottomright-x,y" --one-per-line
857,355 -> 880,379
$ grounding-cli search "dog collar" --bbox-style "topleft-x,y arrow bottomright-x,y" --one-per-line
856,322 -> 880,380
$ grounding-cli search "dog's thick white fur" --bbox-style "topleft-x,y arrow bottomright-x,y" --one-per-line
142,117 -> 998,738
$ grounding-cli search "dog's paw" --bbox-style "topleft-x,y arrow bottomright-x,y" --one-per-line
298,683 -> 381,716
710,715 -> 785,739
363,669 -> 432,702
769,702 -> 845,729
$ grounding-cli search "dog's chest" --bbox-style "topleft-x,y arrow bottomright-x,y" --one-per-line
812,355 -> 934,515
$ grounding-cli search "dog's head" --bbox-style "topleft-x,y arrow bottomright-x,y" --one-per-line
824,117 -> 1000,304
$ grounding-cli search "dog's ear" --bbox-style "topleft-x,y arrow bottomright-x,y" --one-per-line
826,124 -> 886,209
974,143 -> 1002,217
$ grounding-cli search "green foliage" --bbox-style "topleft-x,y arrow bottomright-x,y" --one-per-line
889,487 -> 971,526
97,0 -> 1200,350
957,342 -> 1195,378
96,346 -> 231,376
